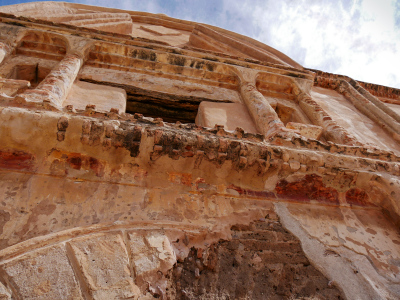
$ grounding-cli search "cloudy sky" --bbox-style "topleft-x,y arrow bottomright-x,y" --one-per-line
1,0 -> 400,88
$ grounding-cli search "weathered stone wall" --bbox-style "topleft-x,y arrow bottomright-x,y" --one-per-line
0,104 -> 399,299
0,2 -> 400,299
167,218 -> 344,299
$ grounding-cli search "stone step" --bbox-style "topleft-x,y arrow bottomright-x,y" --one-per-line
254,221 -> 289,233
20,41 -> 66,55
240,240 -> 303,253
16,48 -> 64,61
259,250 -> 310,265
231,230 -> 277,241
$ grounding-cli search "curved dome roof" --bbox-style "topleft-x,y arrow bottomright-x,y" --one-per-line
0,1 -> 302,69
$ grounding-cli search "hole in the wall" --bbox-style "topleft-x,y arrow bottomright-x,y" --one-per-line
79,78 -> 200,123
126,96 -> 199,123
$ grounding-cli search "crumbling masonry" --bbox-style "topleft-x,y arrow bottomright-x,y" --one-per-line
0,2 -> 400,299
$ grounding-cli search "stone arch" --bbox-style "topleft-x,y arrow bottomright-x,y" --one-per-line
0,220 -> 345,299
0,223 -> 191,299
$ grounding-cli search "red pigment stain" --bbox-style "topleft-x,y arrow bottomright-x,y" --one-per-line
67,154 -> 82,170
169,172 -> 192,186
65,153 -> 104,177
89,157 -> 104,177
276,174 -> 339,204
346,188 -> 374,207
228,184 -> 276,199
0,149 -> 35,171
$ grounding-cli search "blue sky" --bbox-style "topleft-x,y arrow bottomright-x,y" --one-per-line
1,0 -> 400,88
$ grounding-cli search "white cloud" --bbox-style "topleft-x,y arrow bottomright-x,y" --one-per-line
232,0 -> 399,88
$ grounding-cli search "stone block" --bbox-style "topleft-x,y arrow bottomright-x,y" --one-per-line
67,232 -> 140,300
286,122 -> 323,140
127,231 -> 176,278
139,25 -> 181,36
241,240 -> 302,252
196,101 -> 259,134
87,21 -> 133,35
3,245 -> 84,300
64,80 -> 126,113
232,230 -> 276,241
259,251 -> 309,264
0,78 -> 30,97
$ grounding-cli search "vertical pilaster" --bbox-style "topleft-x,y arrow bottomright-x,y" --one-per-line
292,83 -> 361,146
233,67 -> 295,139
22,53 -> 83,108
239,81 -> 286,137
18,37 -> 92,109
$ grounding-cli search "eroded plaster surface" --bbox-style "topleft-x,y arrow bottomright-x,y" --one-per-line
311,86 -> 400,154
0,2 -> 400,299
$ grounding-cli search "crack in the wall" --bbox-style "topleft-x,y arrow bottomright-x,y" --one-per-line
65,242 -> 94,300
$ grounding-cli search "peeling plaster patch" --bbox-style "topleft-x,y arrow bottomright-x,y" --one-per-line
275,202 -> 383,300
0,149 -> 35,171
346,187 -> 373,207
347,226 -> 358,233
48,150 -> 105,177
264,174 -> 279,190
168,172 -> 192,186
276,174 -> 339,204
332,225 -> 347,244
227,184 -> 276,199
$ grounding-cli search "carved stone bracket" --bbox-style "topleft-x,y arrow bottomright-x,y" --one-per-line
231,67 -> 293,138
291,79 -> 362,146
16,38 -> 94,109
19,53 -> 83,108
337,79 -> 400,144
66,36 -> 95,60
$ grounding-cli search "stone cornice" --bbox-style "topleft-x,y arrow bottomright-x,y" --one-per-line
0,13 -> 312,79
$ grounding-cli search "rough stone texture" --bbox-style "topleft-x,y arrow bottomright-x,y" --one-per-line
286,121 -> 323,140
0,2 -> 399,299
196,101 -> 258,133
67,233 -> 140,299
311,86 -> 400,153
167,218 -> 344,299
2,245 -> 84,300
127,231 -> 177,296
0,282 -> 11,300
0,79 -> 30,97
64,80 -> 127,112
